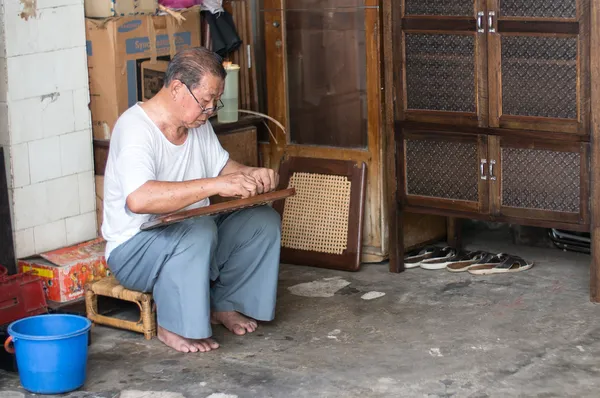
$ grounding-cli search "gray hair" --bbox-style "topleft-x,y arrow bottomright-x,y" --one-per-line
164,47 -> 226,89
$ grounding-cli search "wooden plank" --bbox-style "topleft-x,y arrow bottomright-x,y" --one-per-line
244,0 -> 259,111
404,204 -> 591,232
398,120 -> 590,142
487,0 -> 502,128
263,0 -> 288,170
365,6 -> 384,254
590,0 -> 600,302
382,0 -> 400,272
447,218 -> 463,249
240,0 -> 251,109
402,17 -> 476,31
476,0 -> 489,128
498,20 -> 579,34
141,188 -> 296,231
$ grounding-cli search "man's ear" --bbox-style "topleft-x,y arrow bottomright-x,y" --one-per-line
169,80 -> 184,101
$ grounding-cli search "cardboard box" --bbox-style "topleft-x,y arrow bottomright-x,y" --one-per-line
18,238 -> 110,303
86,10 -> 201,139
85,0 -> 158,18
141,60 -> 169,101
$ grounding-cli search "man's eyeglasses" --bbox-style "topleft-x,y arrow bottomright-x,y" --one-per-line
184,83 -> 224,114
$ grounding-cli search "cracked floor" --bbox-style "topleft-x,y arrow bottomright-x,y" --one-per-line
2,226 -> 600,397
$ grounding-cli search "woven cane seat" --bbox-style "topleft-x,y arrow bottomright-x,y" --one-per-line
85,276 -> 156,340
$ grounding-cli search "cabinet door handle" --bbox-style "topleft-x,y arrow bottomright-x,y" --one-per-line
490,160 -> 497,181
480,159 -> 487,180
488,11 -> 496,33
477,11 -> 485,33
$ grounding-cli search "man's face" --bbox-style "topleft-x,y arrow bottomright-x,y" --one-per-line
179,74 -> 225,128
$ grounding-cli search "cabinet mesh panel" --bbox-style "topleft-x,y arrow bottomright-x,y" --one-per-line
500,0 -> 576,18
502,148 -> 580,212
501,36 -> 577,119
405,34 -> 476,113
281,172 -> 351,255
406,139 -> 479,202
405,0 -> 473,16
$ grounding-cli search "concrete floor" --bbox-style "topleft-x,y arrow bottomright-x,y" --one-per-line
2,227 -> 600,397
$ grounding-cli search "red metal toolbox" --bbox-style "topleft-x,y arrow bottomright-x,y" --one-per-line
0,265 -> 48,326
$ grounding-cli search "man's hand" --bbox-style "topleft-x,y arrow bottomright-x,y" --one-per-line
216,172 -> 260,198
247,167 -> 279,194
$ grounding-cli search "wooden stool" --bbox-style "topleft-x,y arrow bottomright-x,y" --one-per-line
85,276 -> 156,340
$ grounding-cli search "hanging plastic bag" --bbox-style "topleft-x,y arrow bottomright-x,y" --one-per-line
200,0 -> 223,13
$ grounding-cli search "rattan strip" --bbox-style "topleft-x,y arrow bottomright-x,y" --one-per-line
281,172 -> 351,254
91,276 -> 146,301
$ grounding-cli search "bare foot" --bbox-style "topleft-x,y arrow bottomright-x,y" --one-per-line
157,325 -> 219,353
211,311 -> 258,336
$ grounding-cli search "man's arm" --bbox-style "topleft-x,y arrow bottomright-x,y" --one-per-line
127,173 -> 261,215
126,179 -> 220,215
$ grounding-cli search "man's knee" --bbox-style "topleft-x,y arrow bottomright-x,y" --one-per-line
175,217 -> 218,252
250,205 -> 281,239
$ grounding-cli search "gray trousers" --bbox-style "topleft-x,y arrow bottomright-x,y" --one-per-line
106,205 -> 281,339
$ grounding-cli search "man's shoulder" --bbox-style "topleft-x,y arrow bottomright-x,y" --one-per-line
111,105 -> 156,145
114,104 -> 148,130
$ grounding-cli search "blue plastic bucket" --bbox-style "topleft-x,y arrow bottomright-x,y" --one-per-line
4,314 -> 92,394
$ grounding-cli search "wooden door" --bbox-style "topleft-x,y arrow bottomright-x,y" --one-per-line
487,0 -> 590,135
397,0 -> 489,127
400,129 -> 489,214
489,136 -> 589,225
263,0 -> 387,261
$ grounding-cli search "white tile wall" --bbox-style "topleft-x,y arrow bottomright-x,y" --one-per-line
29,136 -> 61,183
6,47 -> 88,101
0,57 -> 7,103
78,171 -> 95,214
34,219 -> 66,253
60,129 -> 92,176
13,227 -> 35,258
10,142 -> 29,187
10,91 -> 75,144
4,4 -> 86,57
46,174 -> 80,222
65,211 -> 96,246
0,12 -> 5,59
12,182 -> 48,230
73,87 -> 91,131
3,0 -> 97,256
38,0 -> 84,10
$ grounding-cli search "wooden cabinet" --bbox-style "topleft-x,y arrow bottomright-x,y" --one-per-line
398,0 -> 589,132
385,0 -> 593,278
398,129 -> 589,226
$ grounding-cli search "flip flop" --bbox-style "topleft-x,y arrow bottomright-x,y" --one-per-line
403,246 -> 439,269
445,251 -> 489,272
419,247 -> 457,270
467,253 -> 534,275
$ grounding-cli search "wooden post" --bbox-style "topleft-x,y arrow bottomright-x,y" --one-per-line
382,0 -> 403,272
447,218 -> 463,250
590,0 -> 600,302
263,0 -> 288,172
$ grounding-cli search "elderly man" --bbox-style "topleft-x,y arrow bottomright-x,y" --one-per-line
102,47 -> 281,353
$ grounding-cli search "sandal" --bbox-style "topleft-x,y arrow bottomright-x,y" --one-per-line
445,251 -> 489,272
419,247 -> 457,270
404,246 -> 439,269
467,253 -> 534,275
